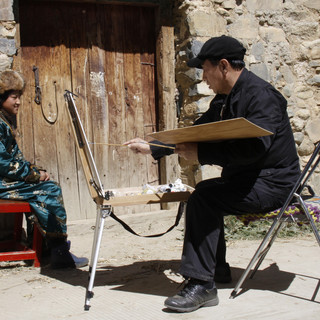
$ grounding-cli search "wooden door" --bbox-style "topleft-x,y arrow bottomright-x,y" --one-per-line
15,1 -> 160,219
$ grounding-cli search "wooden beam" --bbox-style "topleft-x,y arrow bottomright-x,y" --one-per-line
156,26 -> 181,198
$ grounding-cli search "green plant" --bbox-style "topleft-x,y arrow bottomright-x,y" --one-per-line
224,215 -> 319,241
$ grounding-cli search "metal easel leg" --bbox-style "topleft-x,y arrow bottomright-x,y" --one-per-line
84,204 -> 112,311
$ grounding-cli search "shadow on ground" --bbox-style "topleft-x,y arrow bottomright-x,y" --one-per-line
38,260 -> 309,299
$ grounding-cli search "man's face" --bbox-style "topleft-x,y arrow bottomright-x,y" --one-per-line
202,59 -> 225,94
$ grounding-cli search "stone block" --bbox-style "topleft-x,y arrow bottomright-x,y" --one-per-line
304,0 -> 320,11
297,89 -> 314,100
223,0 -> 236,10
310,60 -> 320,68
295,86 -> 314,100
246,0 -> 281,12
298,137 -> 315,156
195,96 -> 213,114
0,25 -> 15,38
287,108 -> 294,118
310,46 -> 320,60
296,108 -> 310,120
294,132 -> 304,145
0,53 -> 11,71
0,0 -> 14,21
280,65 -> 294,84
307,75 -> 320,86
249,63 -> 269,81
291,117 -> 305,131
247,55 -> 257,64
182,102 -> 198,118
259,27 -> 286,43
234,7 -> 243,15
310,175 -> 320,196
301,39 -> 320,60
251,42 -> 264,61
227,15 -> 259,39
0,38 -> 16,56
188,40 -> 203,59
195,81 -> 214,96
187,11 -> 226,37
183,68 -> 203,82
290,22 -> 318,37
282,84 -> 294,98
189,81 -> 214,97
217,8 -> 229,16
305,119 -> 320,143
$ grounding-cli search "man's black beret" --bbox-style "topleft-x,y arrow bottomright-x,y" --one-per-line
187,35 -> 246,69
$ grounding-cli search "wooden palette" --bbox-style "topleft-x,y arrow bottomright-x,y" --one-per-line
148,117 -> 273,144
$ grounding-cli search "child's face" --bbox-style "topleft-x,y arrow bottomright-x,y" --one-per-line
1,91 -> 21,115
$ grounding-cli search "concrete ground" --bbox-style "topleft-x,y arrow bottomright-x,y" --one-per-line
1,209 -> 320,320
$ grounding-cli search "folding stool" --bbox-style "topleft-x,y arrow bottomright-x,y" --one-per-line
230,142 -> 320,298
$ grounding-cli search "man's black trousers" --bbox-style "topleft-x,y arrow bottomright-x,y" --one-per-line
179,177 -> 289,282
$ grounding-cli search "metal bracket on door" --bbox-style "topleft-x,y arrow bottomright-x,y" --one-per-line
32,65 -> 42,105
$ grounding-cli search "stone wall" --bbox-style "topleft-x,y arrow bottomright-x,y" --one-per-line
0,0 -> 15,71
173,0 -> 320,193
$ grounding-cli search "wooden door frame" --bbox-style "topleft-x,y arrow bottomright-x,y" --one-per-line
14,0 -> 178,185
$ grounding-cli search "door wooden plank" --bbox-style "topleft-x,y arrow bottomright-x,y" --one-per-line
139,7 -> 159,188
88,6 -> 113,200
66,3 -> 97,219
104,5 -> 128,191
31,48 -> 59,182
122,6 -> 156,213
123,6 -> 144,188
17,6 -> 59,181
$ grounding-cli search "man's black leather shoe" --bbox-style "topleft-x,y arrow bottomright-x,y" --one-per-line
214,263 -> 232,283
164,279 -> 219,312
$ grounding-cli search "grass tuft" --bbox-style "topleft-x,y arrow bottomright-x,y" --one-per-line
224,215 -> 319,241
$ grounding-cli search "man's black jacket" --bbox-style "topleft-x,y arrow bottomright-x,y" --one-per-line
151,68 -> 300,198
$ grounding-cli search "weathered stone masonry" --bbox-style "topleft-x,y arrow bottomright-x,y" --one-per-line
1,0 -> 319,193
0,0 -> 15,71
173,0 -> 320,193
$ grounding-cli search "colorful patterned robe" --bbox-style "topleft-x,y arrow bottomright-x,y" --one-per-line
0,112 -> 67,237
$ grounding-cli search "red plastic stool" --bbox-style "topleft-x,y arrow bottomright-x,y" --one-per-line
0,199 -> 42,267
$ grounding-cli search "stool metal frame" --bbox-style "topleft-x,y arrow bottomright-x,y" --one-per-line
230,141 -> 320,298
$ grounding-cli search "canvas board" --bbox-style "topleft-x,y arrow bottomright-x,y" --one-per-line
148,117 -> 273,144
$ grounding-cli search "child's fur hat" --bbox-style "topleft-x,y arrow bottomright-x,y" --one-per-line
0,70 -> 25,95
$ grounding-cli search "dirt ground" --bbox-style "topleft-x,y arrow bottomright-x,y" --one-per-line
1,209 -> 320,320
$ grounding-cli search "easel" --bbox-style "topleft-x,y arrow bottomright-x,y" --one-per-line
64,91 -> 192,310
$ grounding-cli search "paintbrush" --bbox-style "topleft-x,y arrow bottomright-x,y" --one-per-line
91,142 -> 175,150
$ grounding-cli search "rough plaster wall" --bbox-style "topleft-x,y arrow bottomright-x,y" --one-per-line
173,0 -> 320,193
